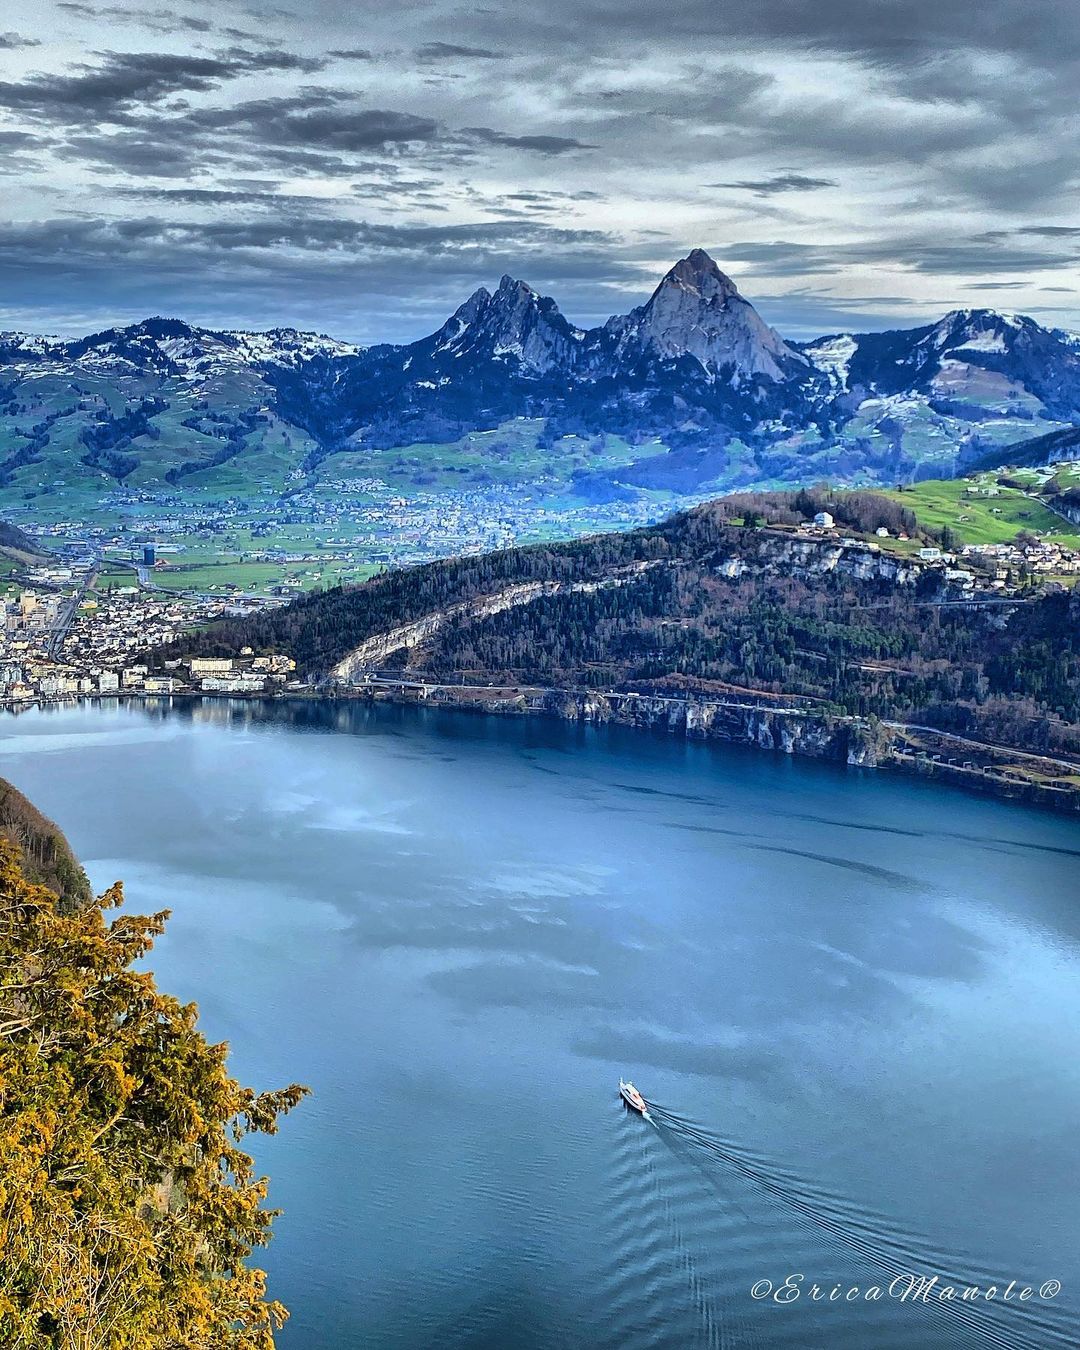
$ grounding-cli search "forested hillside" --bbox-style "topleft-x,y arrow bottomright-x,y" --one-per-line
156,488 -> 1080,758
0,777 -> 90,911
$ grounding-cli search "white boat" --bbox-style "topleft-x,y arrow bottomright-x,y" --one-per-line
619,1079 -> 650,1118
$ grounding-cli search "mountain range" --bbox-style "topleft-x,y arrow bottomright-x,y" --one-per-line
2,249 -> 1079,505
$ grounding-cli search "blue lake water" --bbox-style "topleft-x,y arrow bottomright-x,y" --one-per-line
2,698 -> 1078,1349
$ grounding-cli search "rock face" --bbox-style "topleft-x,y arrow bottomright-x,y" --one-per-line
713,533 -> 925,587
599,249 -> 802,382
426,276 -> 583,375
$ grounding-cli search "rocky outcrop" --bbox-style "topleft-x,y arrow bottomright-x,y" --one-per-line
714,533 -> 925,586
540,689 -> 882,762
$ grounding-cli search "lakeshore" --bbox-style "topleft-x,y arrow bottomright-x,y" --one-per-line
6,680 -> 1079,816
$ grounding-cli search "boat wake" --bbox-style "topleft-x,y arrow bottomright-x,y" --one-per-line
636,1101 -> 1072,1350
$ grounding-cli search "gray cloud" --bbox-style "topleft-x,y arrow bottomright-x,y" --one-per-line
56,131 -> 214,176
45,88 -> 450,178
719,236 -> 1080,279
514,0 -> 1080,71
461,127 -> 597,154
115,184 -> 331,206
0,48 -> 325,125
415,42 -> 505,61
0,31 -> 40,48
57,3 -> 213,33
712,173 -> 839,196
1024,225 -> 1080,238
0,212 -> 630,338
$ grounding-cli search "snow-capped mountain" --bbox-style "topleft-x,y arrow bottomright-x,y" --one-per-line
0,318 -> 360,379
803,308 -> 1080,412
1,251 -> 1078,501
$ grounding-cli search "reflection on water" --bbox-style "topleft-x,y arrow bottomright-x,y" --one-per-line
1,698 -> 1078,1349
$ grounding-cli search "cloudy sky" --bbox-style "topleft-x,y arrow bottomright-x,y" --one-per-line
1,0 -> 1079,342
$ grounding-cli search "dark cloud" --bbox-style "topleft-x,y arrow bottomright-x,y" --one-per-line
524,0 -> 1080,72
0,127 -> 38,175
461,127 -> 597,154
265,106 -> 440,150
415,42 -> 505,61
503,190 -> 604,202
1024,225 -> 1080,238
0,32 -> 40,49
327,48 -> 375,60
170,91 -> 439,147
0,212 -> 630,340
712,173 -> 839,196
113,185 -> 331,206
57,3 -> 213,32
56,132 -> 211,176
0,48 -> 325,125
45,88 -> 448,178
0,214 -> 615,263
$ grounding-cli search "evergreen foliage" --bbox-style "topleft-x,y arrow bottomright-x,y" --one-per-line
0,844 -> 306,1348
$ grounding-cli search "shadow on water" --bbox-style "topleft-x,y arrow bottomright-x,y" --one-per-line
599,1097 -> 1072,1350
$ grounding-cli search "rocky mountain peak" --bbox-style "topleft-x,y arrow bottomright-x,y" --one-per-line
660,248 -> 740,299
919,308 -> 1036,360
428,275 -> 580,374
604,248 -> 802,382
495,274 -> 536,298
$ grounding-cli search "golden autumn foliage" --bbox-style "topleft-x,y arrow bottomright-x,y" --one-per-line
0,842 -> 307,1348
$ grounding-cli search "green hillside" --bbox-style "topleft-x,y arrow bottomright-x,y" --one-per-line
884,471 -> 1080,548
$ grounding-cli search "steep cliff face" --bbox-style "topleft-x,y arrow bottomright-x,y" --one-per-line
713,534 -> 924,586
541,689 -> 883,763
